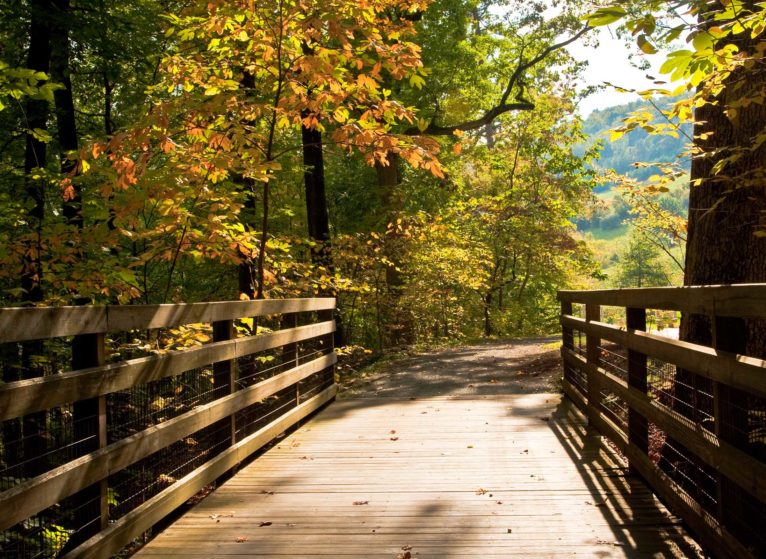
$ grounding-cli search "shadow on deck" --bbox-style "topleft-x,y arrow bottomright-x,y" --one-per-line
133,392 -> 701,558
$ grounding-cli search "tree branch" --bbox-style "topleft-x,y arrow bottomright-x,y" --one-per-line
406,25 -> 591,137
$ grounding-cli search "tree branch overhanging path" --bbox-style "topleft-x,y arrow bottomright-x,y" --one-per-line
405,24 -> 592,137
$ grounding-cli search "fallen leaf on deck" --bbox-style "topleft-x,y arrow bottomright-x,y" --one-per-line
397,553 -> 411,559
390,430 -> 396,434
475,488 -> 488,495
401,545 -> 413,550
259,521 -> 272,527
390,436 -> 399,441
353,500 -> 369,505
235,536 -> 248,542
467,444 -> 474,448
507,528 -> 513,533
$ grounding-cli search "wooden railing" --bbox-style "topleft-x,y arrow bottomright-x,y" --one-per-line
559,285 -> 766,559
0,298 -> 336,559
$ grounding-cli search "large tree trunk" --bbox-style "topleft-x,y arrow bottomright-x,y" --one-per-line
667,6 -> 766,541
18,0 -> 54,480
301,122 -> 346,345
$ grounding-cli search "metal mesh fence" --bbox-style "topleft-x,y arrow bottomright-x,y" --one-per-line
0,309 -> 335,559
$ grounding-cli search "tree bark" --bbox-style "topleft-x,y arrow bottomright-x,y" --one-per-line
50,0 -> 81,226
667,4 -> 766,537
375,154 -> 415,347
301,121 -> 346,345
19,0 -> 54,479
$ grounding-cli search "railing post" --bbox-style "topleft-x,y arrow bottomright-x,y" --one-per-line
213,320 -> 237,446
626,307 -> 648,474
280,312 -> 299,405
319,307 -> 336,393
711,316 -> 749,529
561,300 -> 574,385
585,303 -> 601,425
65,333 -> 108,550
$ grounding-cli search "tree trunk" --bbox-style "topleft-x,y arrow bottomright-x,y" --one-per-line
19,0 -> 54,479
375,154 -> 414,347
50,0 -> 81,226
301,121 -> 346,345
667,6 -> 766,539
484,292 -> 493,336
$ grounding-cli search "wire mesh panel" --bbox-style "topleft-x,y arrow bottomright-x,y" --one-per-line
558,286 -> 766,559
0,298 -> 336,559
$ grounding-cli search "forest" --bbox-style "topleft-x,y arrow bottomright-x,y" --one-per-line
1,0 -> 765,350
2,1 -> 766,557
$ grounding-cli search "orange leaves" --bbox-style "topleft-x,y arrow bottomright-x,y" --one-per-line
114,156 -> 138,190
60,178 -> 76,202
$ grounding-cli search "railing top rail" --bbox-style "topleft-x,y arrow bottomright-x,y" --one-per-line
0,297 -> 336,344
558,283 -> 766,317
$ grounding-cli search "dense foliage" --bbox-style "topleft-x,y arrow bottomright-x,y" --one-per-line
0,0 -> 603,349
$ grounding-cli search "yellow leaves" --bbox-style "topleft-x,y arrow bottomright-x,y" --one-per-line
333,106 -> 350,123
408,73 -> 426,89
637,35 -> 657,55
356,73 -> 379,92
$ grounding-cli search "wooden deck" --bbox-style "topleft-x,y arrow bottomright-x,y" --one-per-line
134,393 -> 701,558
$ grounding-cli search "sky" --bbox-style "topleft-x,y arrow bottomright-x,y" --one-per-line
565,27 -> 664,116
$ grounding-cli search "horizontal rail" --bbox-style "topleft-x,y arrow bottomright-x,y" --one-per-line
0,321 -> 335,420
0,297 -> 336,559
558,283 -> 766,317
559,286 -> 766,558
562,315 -> 766,399
62,385 -> 337,559
563,348 -> 766,503
0,353 -> 335,532
0,297 -> 335,343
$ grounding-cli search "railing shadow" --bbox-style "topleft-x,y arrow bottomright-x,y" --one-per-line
546,397 -> 702,558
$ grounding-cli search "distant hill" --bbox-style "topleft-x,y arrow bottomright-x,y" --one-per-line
581,97 -> 691,189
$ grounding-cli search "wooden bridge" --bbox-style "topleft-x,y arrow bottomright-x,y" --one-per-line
0,286 -> 764,558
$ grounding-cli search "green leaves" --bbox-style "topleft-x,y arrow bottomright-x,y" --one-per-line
583,7 -> 626,27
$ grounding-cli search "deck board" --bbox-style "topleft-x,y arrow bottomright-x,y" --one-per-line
134,393 -> 701,558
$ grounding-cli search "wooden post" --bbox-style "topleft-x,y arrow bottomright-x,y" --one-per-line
65,333 -> 108,550
561,301 -> 574,384
280,313 -> 299,405
319,308 -> 336,392
585,304 -> 601,426
213,320 -> 237,446
627,307 -> 648,474
711,316 -> 748,527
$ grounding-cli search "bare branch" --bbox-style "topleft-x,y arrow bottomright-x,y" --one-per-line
406,25 -> 591,137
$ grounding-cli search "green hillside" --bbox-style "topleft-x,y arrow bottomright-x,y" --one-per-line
581,97 -> 691,187
577,97 -> 690,286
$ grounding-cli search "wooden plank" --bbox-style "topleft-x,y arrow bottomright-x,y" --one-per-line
563,348 -> 766,505
558,283 -> 766,317
107,298 -> 335,332
561,315 -> 766,399
0,354 -> 336,532
130,394 -> 699,559
625,444 -> 753,559
0,298 -> 335,343
0,305 -> 107,343
61,385 -> 337,559
0,321 -> 335,420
